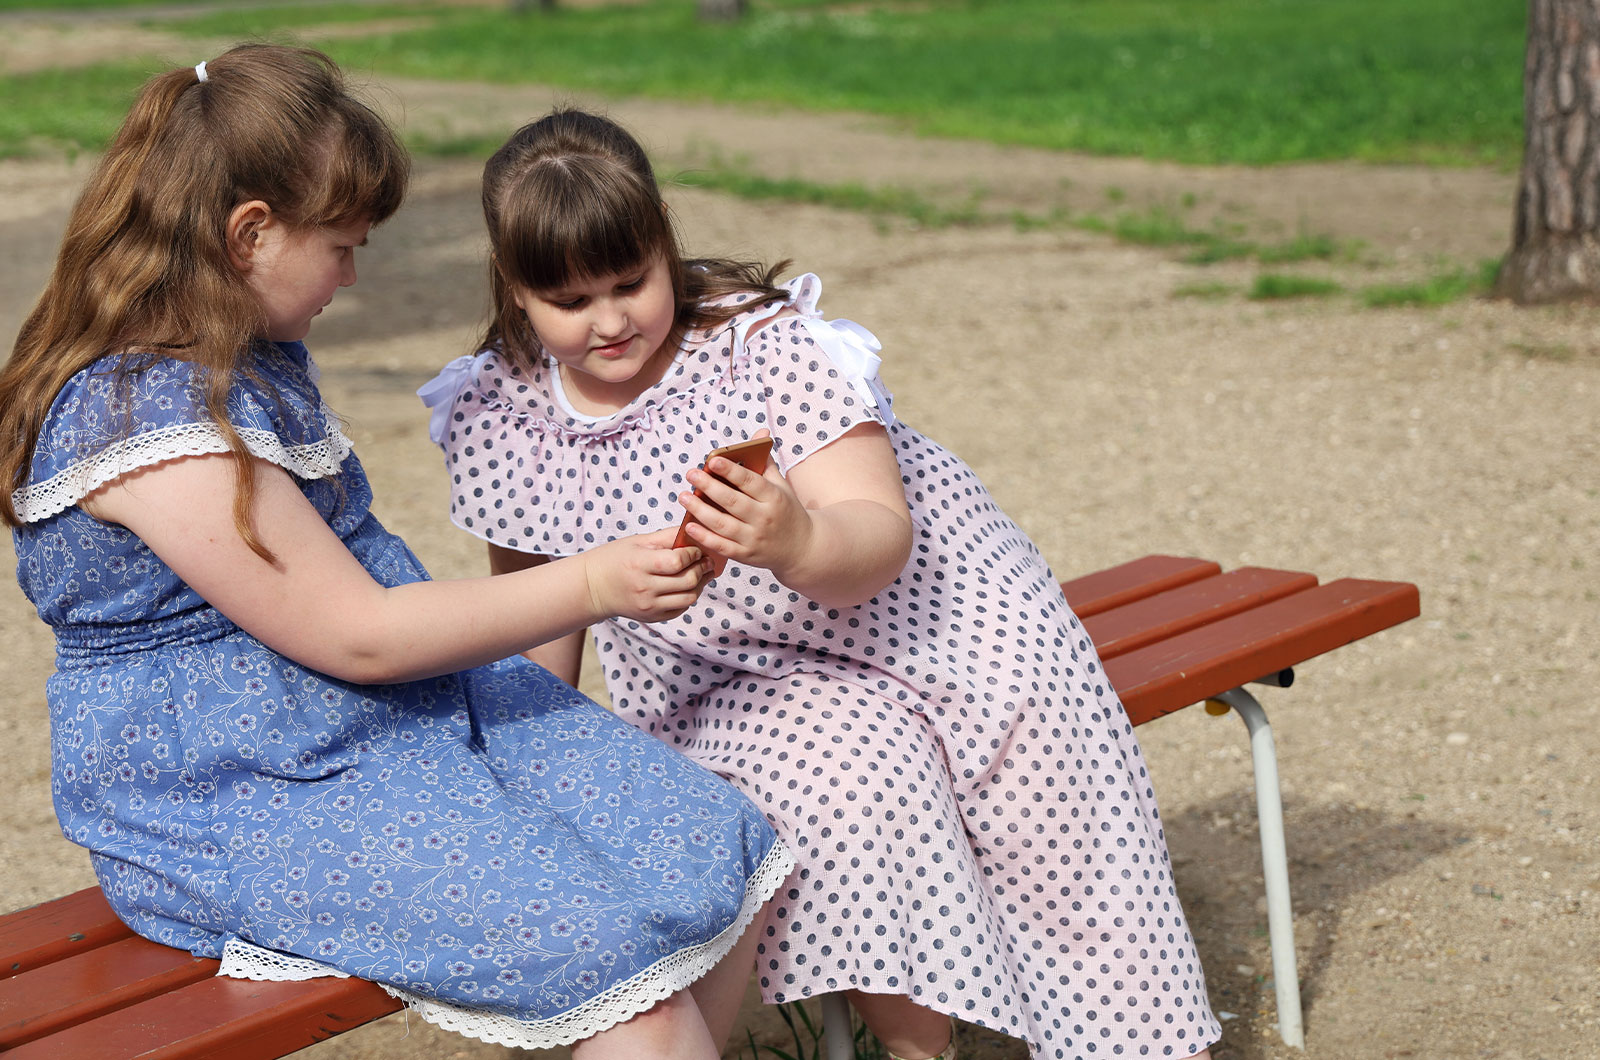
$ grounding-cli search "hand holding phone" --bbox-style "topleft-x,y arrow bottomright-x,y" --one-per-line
672,437 -> 773,550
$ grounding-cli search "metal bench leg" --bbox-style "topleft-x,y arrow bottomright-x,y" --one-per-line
1207,687 -> 1306,1049
820,992 -> 854,1060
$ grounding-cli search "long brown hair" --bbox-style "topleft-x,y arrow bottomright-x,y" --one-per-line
0,43 -> 409,556
477,108 -> 788,364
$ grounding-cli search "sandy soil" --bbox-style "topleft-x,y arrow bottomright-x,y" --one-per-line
1,12 -> 1597,1060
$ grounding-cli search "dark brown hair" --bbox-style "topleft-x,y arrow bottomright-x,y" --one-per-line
477,108 -> 788,363
0,43 -> 409,556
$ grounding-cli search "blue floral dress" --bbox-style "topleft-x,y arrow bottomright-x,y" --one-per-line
10,341 -> 792,1049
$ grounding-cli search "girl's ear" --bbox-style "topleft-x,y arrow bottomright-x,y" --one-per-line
501,276 -> 536,317
225,200 -> 274,271
489,253 -> 520,305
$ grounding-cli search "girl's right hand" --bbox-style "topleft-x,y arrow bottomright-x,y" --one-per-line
581,528 -> 713,624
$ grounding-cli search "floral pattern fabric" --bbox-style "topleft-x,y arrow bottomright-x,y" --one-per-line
11,342 -> 792,1050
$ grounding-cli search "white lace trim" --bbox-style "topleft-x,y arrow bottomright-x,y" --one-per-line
12,414 -> 353,524
219,937 -> 352,981
215,839 -> 795,1049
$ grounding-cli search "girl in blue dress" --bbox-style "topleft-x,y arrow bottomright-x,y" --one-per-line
0,45 -> 791,1057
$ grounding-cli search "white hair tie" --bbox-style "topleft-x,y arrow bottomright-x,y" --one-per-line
194,61 -> 208,83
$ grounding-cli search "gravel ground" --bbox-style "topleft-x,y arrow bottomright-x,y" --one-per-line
1,14 -> 1597,1060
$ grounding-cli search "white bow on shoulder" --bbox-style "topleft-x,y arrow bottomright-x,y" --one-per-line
775,273 -> 896,429
416,352 -> 489,445
793,314 -> 897,429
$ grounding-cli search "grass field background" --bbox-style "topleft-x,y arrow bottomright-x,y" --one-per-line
0,0 -> 1527,306
1,0 -> 1526,166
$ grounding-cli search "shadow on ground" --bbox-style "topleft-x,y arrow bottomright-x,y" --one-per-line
1164,797 -> 1462,1058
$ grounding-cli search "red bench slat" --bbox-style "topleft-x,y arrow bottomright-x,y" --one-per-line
1107,578 -> 1421,726
0,887 -> 401,1059
0,887 -> 134,979
3,973 -> 402,1060
1059,554 -> 1222,617
1081,566 -> 1320,660
0,936 -> 217,1049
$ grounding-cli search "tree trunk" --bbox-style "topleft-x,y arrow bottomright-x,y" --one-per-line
1496,0 -> 1600,303
697,0 -> 746,22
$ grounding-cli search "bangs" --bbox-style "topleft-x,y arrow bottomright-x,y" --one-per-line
492,153 -> 672,292
299,108 -> 410,229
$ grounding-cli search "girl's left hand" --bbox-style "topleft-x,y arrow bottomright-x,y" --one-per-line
677,422 -> 911,608
678,435 -> 812,578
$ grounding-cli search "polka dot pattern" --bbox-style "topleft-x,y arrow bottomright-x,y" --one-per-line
436,278 -> 1220,1058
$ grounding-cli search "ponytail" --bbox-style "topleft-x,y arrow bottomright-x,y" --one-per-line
0,45 -> 408,554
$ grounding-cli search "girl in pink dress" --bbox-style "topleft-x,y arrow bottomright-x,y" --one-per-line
421,109 -> 1220,1060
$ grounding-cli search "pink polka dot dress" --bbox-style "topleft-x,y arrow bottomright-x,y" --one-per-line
425,275 -> 1220,1058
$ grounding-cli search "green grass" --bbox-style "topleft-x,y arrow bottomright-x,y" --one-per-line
1075,205 -> 1253,261
1359,259 -> 1501,306
669,167 -> 986,229
670,170 -> 1361,273
1077,205 -> 1209,248
1182,237 -> 1258,265
668,166 -> 1364,273
154,0 -> 459,33
0,62 -> 159,159
1072,205 -> 1354,266
0,0 -> 211,8
1172,258 -> 1499,307
0,1 -> 1526,166
1178,260 -> 1500,307
1257,231 -> 1346,265
0,0 -> 1520,311
1172,281 -> 1237,300
138,0 -> 1525,167
1249,273 -> 1343,300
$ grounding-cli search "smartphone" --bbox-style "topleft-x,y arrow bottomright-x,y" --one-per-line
672,437 -> 774,549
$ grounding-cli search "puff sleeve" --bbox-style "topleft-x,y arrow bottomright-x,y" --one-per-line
12,343 -> 351,524
741,274 -> 896,473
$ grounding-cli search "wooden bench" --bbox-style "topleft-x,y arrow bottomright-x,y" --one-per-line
0,555 -> 1418,1058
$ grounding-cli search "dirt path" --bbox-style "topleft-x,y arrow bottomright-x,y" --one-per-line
1,14 -> 1597,1060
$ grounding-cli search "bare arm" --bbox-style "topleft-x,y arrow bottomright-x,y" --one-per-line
489,542 -> 586,686
679,422 -> 912,608
83,454 -> 708,685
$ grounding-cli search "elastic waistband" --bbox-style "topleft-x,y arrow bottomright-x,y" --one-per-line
54,608 -> 239,663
